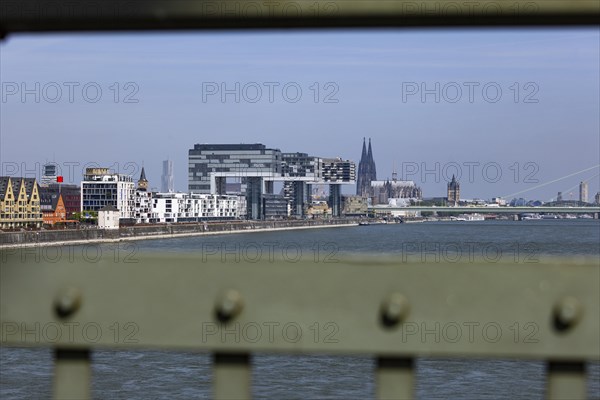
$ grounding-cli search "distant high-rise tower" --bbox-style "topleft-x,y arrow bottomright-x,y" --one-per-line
579,181 -> 588,203
447,175 -> 460,205
557,192 -> 563,202
41,163 -> 58,186
137,167 -> 148,191
356,138 -> 377,196
161,160 -> 174,193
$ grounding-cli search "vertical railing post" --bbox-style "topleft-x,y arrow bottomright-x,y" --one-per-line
376,357 -> 414,400
546,361 -> 586,400
53,348 -> 91,400
213,352 -> 251,400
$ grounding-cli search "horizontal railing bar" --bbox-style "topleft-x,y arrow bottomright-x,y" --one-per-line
1,0 -> 599,36
1,254 -> 598,360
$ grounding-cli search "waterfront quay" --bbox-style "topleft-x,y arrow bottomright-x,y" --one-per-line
0,219 -> 359,249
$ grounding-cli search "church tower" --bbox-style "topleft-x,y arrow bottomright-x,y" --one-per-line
137,167 -> 149,192
447,175 -> 460,205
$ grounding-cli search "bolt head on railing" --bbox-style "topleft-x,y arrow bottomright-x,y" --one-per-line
553,296 -> 582,332
380,293 -> 409,328
54,287 -> 82,318
214,289 -> 244,323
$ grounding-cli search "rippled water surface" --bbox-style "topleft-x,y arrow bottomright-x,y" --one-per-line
2,220 -> 599,399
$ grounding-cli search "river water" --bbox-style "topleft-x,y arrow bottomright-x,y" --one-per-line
1,219 -> 599,399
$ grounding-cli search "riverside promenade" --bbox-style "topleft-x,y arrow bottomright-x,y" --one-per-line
0,219 -> 359,249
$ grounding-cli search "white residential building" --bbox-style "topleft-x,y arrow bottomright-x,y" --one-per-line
140,193 -> 240,223
134,190 -> 153,223
81,168 -> 135,219
98,205 -> 120,229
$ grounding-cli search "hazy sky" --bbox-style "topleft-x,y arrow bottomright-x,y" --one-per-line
1,29 -> 598,201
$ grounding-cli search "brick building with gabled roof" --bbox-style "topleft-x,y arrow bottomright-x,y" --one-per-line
40,192 -> 67,225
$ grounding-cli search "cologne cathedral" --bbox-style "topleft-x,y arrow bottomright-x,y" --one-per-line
356,138 -> 377,196
356,138 -> 423,205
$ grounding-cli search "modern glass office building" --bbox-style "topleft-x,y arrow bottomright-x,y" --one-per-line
161,160 -> 174,193
81,168 -> 135,219
321,158 -> 356,183
188,144 -> 356,219
188,144 -> 282,194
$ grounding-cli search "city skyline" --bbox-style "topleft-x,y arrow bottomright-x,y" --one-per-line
1,30 -> 598,200
5,147 -> 598,204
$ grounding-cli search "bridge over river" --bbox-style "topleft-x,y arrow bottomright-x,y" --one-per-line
369,206 -> 600,217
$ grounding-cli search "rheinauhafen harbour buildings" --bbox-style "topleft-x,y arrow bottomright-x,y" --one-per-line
188,144 -> 355,219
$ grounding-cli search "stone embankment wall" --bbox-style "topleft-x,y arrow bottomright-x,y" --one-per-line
0,219 -> 358,247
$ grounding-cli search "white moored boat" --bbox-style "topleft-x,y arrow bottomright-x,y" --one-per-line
456,213 -> 485,221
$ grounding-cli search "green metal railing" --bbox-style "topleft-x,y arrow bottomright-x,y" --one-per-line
1,1 -> 599,399
1,0 -> 599,36
1,253 -> 598,399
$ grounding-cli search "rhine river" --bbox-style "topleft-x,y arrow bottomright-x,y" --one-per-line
1,219 -> 599,399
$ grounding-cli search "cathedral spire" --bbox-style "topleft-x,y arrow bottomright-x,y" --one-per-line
356,138 -> 366,196
361,137 -> 367,159
367,138 -> 377,180
356,138 -> 378,197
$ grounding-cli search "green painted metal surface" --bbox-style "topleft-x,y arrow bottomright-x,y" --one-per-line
1,253 -> 598,360
1,0 -> 598,36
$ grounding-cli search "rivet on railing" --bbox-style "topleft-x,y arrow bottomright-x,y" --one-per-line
215,289 -> 244,323
54,287 -> 82,318
380,293 -> 409,328
553,296 -> 582,332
